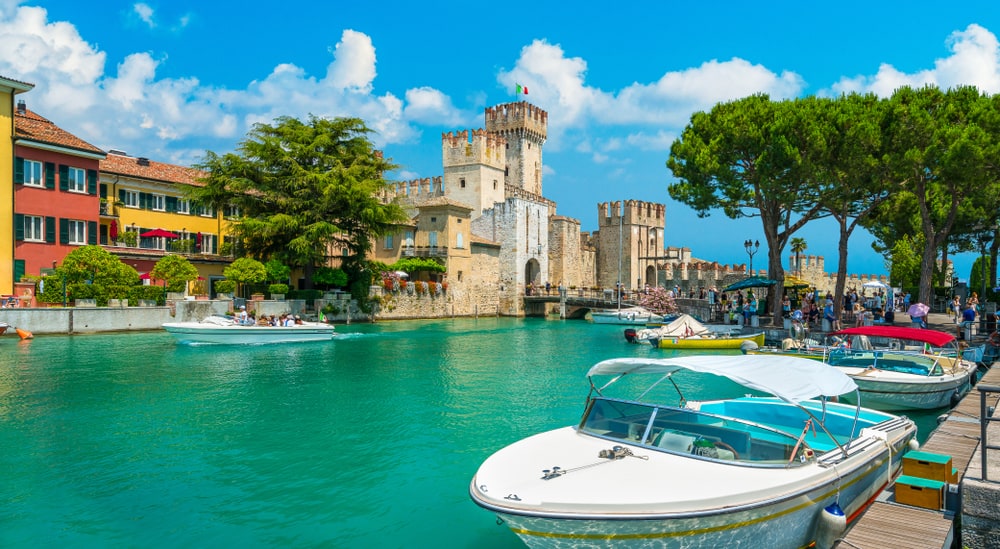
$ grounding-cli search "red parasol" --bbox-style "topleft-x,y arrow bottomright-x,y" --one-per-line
109,220 -> 118,240
139,272 -> 151,280
140,228 -> 179,238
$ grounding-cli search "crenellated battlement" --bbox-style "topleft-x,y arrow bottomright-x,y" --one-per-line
442,129 -> 506,170
485,101 -> 547,140
597,199 -> 666,227
391,176 -> 445,198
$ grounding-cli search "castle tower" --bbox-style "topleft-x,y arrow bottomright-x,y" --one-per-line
485,101 -> 547,196
595,200 -> 666,291
442,129 -> 506,219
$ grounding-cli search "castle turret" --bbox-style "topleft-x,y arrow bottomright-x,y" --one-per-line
442,129 -> 506,218
485,101 -> 547,196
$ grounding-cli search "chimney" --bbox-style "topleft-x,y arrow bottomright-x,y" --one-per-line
137,157 -> 150,166
16,100 -> 25,115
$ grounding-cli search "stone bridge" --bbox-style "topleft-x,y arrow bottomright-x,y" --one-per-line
522,291 -> 714,321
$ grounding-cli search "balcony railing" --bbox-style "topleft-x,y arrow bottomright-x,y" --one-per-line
401,245 -> 448,258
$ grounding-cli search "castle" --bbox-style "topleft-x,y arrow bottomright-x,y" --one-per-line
373,100 -> 887,318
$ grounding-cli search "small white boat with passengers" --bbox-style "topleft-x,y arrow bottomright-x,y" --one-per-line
590,306 -> 664,325
470,354 -> 917,548
163,315 -> 335,345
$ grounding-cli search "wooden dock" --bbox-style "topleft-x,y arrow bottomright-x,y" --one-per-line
832,366 -> 1000,548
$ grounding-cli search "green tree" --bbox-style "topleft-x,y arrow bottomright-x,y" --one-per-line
224,257 -> 267,297
150,255 -> 199,293
811,93 -> 893,317
265,259 -> 291,284
37,245 -> 139,304
889,234 -> 923,289
668,95 -> 826,325
878,86 -> 1000,305
790,238 -> 807,275
313,266 -> 348,288
192,115 -> 409,288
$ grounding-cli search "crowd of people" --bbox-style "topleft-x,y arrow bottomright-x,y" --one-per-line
235,304 -> 303,326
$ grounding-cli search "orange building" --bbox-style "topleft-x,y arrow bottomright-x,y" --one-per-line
0,76 -> 34,295
13,100 -> 106,282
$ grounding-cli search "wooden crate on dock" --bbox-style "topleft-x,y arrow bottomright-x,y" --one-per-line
902,450 -> 953,483
895,475 -> 945,510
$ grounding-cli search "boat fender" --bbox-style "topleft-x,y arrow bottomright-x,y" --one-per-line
908,438 -> 920,452
740,340 -> 758,354
951,389 -> 962,406
15,327 -> 32,340
814,502 -> 846,549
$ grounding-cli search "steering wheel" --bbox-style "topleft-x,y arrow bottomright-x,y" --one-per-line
713,441 -> 740,460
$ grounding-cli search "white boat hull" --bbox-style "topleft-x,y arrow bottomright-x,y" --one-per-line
842,370 -> 973,410
473,425 -> 908,548
591,309 -> 663,325
163,321 -> 335,344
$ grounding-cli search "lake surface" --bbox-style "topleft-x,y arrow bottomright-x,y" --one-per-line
0,318 -> 943,547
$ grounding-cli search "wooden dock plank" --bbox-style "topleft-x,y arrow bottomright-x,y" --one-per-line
834,502 -> 953,548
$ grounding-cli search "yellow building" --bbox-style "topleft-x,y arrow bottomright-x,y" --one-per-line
0,75 -> 34,295
99,151 -> 235,294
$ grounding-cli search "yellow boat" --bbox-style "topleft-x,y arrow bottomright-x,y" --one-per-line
651,331 -> 766,350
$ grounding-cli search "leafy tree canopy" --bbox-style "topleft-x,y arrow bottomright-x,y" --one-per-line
150,255 -> 199,292
191,115 -> 410,287
224,257 -> 267,285
391,257 -> 446,274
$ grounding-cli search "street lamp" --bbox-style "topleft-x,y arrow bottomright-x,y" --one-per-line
744,239 -> 760,275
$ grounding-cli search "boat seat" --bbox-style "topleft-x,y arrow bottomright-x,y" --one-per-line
653,430 -> 698,452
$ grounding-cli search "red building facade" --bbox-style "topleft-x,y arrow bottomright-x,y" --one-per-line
13,101 -> 105,280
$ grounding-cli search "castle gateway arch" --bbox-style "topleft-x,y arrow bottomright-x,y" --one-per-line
524,258 -> 541,291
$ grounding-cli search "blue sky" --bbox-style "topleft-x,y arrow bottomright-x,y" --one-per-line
3,1 -> 1000,282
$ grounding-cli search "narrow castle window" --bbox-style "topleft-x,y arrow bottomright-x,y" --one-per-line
493,180 -> 497,190
460,178 -> 466,188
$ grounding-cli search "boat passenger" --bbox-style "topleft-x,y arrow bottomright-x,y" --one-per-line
237,305 -> 251,325
283,315 -> 295,327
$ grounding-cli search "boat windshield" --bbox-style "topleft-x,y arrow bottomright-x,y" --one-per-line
579,397 -> 822,466
827,349 -> 942,376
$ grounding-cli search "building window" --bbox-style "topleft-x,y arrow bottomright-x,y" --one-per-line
67,167 -> 86,193
198,204 -> 215,217
429,231 -> 438,248
430,217 -> 437,223
24,215 -> 44,241
460,178 -> 466,188
199,233 -> 217,254
456,232 -> 464,249
224,205 -> 240,219
384,234 -> 393,249
124,190 -> 139,208
24,160 -> 43,187
68,220 -> 86,244
177,199 -> 190,214
493,179 -> 497,190
151,194 -> 165,211
405,231 -> 414,247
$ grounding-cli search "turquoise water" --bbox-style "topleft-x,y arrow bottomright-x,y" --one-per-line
0,318 -> 942,548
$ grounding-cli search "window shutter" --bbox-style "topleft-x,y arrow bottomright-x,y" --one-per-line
59,218 -> 68,244
14,214 -> 23,240
58,165 -> 69,192
45,217 -> 56,243
166,196 -> 177,212
14,157 -> 23,184
118,188 -> 126,203
13,260 -> 24,284
139,192 -> 148,209
88,221 -> 97,244
87,170 -> 97,195
45,162 -> 55,189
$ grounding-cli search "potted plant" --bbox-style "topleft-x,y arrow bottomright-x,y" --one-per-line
215,279 -> 237,298
269,283 -> 289,300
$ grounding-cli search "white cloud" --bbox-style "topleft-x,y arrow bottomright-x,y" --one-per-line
828,24 -> 1000,96
325,29 -> 376,91
133,3 -> 155,28
402,86 -> 470,126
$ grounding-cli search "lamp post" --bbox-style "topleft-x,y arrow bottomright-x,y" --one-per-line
744,239 -> 760,276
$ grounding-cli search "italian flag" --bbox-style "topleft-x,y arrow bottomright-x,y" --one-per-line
516,83 -> 528,95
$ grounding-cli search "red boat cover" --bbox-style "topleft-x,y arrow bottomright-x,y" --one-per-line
832,325 -> 955,347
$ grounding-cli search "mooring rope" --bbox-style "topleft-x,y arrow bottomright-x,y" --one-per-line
541,446 -> 648,480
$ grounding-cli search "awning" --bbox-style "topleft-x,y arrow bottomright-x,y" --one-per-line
723,276 -> 777,292
832,326 -> 955,347
141,228 -> 179,238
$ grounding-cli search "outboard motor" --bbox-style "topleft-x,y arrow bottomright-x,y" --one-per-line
624,328 -> 638,343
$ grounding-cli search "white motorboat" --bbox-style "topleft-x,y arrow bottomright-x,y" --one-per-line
590,306 -> 664,325
163,315 -> 335,344
470,355 -> 917,548
824,326 -> 977,410
746,325 -> 978,410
